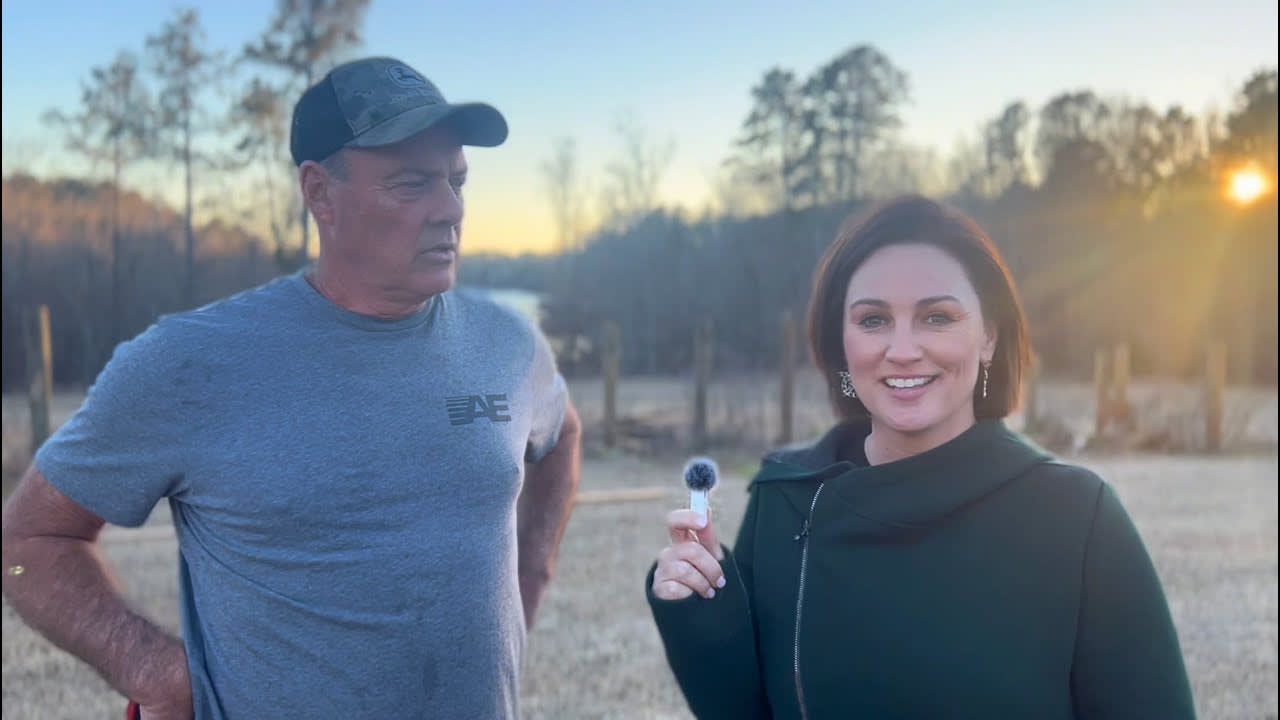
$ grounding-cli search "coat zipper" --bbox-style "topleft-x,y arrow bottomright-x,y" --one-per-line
793,481 -> 825,720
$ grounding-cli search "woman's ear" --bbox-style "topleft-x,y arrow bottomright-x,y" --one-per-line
982,321 -> 998,364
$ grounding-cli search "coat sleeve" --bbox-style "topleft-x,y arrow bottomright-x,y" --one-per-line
1070,481 -> 1197,719
645,482 -> 771,719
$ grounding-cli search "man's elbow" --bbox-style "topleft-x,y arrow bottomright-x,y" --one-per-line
532,403 -> 581,491
2,465 -> 106,547
559,403 -> 582,446
2,464 -> 43,547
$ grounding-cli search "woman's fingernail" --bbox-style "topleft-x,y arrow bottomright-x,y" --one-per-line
696,514 -> 707,528
706,589 -> 716,599
717,576 -> 726,588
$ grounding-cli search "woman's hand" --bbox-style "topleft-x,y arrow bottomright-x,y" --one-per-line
652,509 -> 727,601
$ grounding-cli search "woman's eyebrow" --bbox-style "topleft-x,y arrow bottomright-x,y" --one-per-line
848,294 -> 961,310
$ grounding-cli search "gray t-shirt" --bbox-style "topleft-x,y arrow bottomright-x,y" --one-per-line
35,271 -> 568,719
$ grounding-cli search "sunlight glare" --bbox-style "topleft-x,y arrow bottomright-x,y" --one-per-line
1226,166 -> 1271,206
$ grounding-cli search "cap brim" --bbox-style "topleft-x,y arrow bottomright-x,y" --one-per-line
347,102 -> 508,149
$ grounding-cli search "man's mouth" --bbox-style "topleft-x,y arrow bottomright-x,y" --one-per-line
420,242 -> 457,258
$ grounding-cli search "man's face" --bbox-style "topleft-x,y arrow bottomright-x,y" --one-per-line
326,125 -> 468,303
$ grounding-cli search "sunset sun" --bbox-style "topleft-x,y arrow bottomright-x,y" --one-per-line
1225,165 -> 1272,206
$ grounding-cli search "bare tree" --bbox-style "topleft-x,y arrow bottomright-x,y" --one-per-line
599,115 -> 676,229
243,0 -> 372,262
1,136 -> 45,179
1035,91 -> 1114,190
1222,70 -> 1278,173
944,134 -> 989,199
1157,106 -> 1208,181
1219,69 -> 1278,384
981,101 -> 1033,197
44,51 -> 153,345
860,142 -> 946,198
228,77 -> 293,264
732,67 -> 810,212
540,137 -> 587,252
147,7 -> 225,307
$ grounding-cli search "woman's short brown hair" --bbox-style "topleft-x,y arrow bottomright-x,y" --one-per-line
807,194 -> 1032,423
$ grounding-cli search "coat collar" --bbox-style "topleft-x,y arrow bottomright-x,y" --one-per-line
755,420 -> 1055,540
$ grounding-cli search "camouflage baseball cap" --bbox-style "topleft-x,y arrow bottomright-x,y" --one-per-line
290,56 -> 508,166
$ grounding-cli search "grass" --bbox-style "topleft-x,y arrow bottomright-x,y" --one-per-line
2,378 -> 1277,718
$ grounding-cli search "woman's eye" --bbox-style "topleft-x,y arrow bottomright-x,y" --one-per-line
925,312 -> 955,326
856,315 -> 887,329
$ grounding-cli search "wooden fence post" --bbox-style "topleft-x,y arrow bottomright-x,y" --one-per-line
602,321 -> 621,449
1094,347 -> 1110,436
1205,341 -> 1226,453
692,319 -> 714,450
1111,342 -> 1131,427
27,305 -> 53,455
778,312 -> 795,446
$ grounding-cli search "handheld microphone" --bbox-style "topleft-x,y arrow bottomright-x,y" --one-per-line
683,456 -> 719,524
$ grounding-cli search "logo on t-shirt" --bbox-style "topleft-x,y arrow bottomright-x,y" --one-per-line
446,394 -> 513,425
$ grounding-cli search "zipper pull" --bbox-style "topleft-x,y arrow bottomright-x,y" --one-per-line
793,519 -> 810,542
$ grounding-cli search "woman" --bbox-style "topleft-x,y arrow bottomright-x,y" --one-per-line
646,195 -> 1196,719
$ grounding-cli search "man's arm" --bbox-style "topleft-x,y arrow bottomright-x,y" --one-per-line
1,465 -> 191,717
516,401 -> 582,630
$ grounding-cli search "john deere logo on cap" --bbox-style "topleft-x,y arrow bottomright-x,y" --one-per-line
387,65 -> 426,88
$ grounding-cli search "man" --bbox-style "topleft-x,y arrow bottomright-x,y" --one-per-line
1,56 -> 581,719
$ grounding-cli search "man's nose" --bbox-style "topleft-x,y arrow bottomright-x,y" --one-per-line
432,185 -> 464,226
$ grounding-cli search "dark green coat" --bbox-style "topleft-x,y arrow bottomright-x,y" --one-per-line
647,420 -> 1196,719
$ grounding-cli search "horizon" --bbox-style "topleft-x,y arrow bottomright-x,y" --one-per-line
2,0 -> 1276,256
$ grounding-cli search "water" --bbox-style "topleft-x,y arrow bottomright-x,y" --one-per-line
466,286 -> 543,327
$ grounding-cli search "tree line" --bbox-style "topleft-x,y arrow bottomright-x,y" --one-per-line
532,51 -> 1277,386
4,0 -> 370,389
2,16 -> 1276,391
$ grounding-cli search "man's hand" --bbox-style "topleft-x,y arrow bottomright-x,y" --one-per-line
133,636 -> 193,720
1,466 -> 191,716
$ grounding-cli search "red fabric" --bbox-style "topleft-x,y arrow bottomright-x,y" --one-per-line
125,701 -> 141,720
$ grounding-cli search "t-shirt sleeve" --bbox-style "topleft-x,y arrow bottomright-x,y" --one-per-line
1070,482 -> 1197,719
523,322 -> 568,463
34,322 -> 188,528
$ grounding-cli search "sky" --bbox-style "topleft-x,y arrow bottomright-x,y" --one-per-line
2,0 -> 1277,255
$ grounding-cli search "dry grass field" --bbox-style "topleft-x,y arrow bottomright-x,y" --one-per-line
3,376 -> 1277,719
